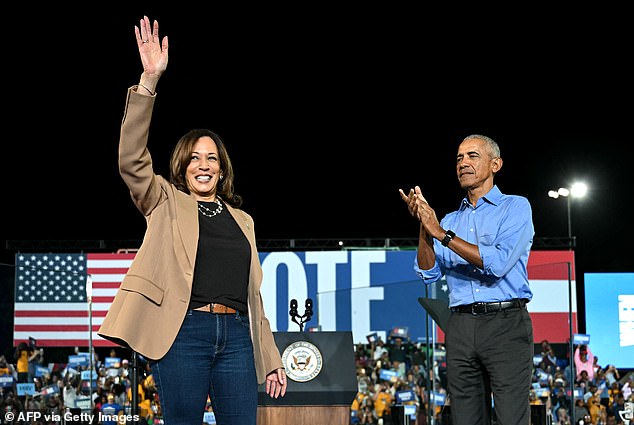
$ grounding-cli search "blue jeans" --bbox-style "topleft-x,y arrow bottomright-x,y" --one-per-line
150,309 -> 258,425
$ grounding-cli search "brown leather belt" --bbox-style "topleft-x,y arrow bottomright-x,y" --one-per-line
193,303 -> 237,314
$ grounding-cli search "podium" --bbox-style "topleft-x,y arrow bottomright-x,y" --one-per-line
257,331 -> 357,425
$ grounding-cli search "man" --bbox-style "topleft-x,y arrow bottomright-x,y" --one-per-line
62,377 -> 80,416
400,134 -> 534,425
100,393 -> 123,425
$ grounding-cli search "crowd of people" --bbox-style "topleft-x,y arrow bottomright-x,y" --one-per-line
1,338 -> 632,425
350,336 -> 446,425
529,341 -> 633,425
350,337 -> 633,425
0,347 -> 163,424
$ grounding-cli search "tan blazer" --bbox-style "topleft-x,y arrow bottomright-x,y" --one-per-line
98,87 -> 282,384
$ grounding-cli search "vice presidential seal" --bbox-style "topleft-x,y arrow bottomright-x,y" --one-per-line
282,340 -> 323,382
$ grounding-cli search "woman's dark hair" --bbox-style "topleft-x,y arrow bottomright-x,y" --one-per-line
169,129 -> 242,208
14,342 -> 29,360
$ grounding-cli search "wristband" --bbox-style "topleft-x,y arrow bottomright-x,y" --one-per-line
441,230 -> 455,247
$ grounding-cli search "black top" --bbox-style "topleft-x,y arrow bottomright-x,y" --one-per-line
189,200 -> 251,313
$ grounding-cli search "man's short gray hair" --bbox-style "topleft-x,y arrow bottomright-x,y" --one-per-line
463,134 -> 500,158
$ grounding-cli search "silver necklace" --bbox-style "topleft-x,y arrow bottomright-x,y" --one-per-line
197,198 -> 223,218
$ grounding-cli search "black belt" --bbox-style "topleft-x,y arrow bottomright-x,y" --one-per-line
451,298 -> 528,315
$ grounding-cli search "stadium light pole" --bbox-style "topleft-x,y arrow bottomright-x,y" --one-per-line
547,182 -> 587,424
547,182 -> 588,249
86,274 -> 94,409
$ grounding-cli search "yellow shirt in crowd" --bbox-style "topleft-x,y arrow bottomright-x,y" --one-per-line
374,391 -> 393,418
17,351 -> 29,374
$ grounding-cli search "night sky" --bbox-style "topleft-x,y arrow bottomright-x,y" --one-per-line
2,7 -> 631,323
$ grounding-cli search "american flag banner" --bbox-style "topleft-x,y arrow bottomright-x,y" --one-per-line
13,253 -> 135,347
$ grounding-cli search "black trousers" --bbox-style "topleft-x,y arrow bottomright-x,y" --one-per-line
446,307 -> 533,425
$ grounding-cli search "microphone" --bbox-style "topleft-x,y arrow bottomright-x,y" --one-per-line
304,298 -> 313,320
289,299 -> 301,326
289,299 -> 298,316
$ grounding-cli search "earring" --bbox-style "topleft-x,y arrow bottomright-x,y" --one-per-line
220,175 -> 224,180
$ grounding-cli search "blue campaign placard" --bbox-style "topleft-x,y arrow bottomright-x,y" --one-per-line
17,383 -> 36,396
105,357 -> 121,368
0,376 -> 14,388
81,370 -> 98,381
573,334 -> 590,345
35,365 -> 49,377
396,390 -> 416,403
379,369 -> 398,382
68,354 -> 89,367
40,384 -> 59,396
431,391 -> 446,406
404,404 -> 417,417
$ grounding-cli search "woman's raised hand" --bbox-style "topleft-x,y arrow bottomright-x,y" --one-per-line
134,16 -> 168,79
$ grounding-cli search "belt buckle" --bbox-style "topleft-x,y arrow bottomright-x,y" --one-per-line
471,302 -> 486,315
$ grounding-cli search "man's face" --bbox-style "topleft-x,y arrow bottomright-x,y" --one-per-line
456,138 -> 500,191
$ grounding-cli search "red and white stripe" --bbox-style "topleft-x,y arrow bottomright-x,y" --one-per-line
527,250 -> 578,343
13,253 -> 134,347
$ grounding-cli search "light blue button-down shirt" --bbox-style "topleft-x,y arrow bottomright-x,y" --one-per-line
414,185 -> 534,307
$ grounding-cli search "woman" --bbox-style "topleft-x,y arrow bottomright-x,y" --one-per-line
13,342 -> 32,383
98,15 -> 286,425
574,345 -> 595,381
